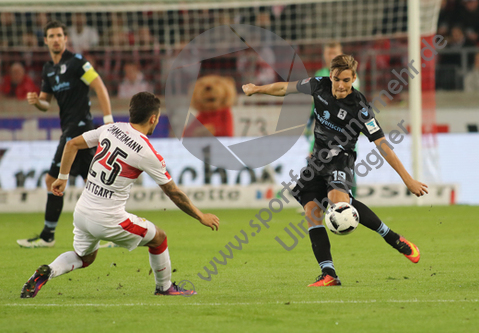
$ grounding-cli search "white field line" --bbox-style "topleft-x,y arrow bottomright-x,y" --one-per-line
2,299 -> 478,307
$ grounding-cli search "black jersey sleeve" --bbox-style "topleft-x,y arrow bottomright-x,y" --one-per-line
295,77 -> 324,96
72,54 -> 84,78
357,93 -> 385,142
40,64 -> 53,94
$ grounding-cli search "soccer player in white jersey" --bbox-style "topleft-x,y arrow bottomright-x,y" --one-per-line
20,92 -> 220,298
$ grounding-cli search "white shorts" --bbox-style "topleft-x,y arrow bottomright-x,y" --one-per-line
73,211 -> 156,257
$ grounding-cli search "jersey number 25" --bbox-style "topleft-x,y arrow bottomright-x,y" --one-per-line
89,138 -> 128,185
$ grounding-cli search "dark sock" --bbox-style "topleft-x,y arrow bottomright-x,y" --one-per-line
384,230 -> 401,248
351,198 -> 381,230
309,225 -> 337,277
41,193 -> 64,242
40,226 -> 55,242
351,198 -> 400,247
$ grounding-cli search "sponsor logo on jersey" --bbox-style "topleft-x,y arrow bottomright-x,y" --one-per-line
52,80 -> 71,92
365,118 -> 380,134
75,54 -> 83,59
60,64 -> 67,74
314,109 -> 343,132
52,83 -> 70,92
337,109 -> 347,120
315,77 -> 323,81
47,72 -> 55,77
317,94 -> 328,105
301,77 -> 311,85
55,75 -> 59,84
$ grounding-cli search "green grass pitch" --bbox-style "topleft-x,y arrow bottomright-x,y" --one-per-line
1,205 -> 478,332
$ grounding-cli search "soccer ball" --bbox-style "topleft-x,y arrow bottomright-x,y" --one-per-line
324,202 -> 359,235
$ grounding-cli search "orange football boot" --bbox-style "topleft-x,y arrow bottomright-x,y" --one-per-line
396,236 -> 420,263
308,273 -> 341,287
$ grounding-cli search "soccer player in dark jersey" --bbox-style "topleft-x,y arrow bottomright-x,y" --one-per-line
17,20 -> 113,248
242,54 -> 428,287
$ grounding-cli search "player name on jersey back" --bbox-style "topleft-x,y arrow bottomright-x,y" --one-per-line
107,125 -> 143,153
84,179 -> 114,199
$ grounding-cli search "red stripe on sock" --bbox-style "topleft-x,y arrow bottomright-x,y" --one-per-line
119,218 -> 148,237
149,237 -> 167,255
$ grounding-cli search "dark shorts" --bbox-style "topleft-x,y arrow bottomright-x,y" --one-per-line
292,151 -> 356,208
48,123 -> 95,179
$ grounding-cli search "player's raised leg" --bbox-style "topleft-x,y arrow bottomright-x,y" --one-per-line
147,226 -> 195,296
20,250 -> 92,298
351,198 -> 420,263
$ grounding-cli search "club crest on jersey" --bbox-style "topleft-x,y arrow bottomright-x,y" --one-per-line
361,107 -> 368,117
60,64 -> 67,74
337,109 -> 347,120
301,77 -> 311,85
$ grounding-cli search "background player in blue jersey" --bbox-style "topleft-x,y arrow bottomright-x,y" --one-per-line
242,54 -> 428,287
17,20 -> 113,248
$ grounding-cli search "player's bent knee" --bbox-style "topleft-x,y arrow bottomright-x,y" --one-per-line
79,250 -> 98,267
81,260 -> 92,268
304,201 -> 324,226
155,226 -> 166,242
147,226 -> 166,248
328,189 -> 349,204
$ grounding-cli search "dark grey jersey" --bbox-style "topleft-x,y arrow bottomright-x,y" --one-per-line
296,77 -> 385,158
41,50 -> 98,131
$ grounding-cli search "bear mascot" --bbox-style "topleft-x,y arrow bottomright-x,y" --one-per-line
183,75 -> 236,137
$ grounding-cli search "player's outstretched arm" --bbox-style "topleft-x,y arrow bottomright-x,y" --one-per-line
159,180 -> 219,231
27,91 -> 52,112
89,76 -> 113,124
51,135 -> 90,196
242,81 -> 299,97
374,138 -> 428,197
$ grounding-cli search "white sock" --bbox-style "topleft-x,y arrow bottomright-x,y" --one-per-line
149,239 -> 172,291
49,251 -> 84,278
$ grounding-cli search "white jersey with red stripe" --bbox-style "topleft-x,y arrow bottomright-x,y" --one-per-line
75,122 -> 171,223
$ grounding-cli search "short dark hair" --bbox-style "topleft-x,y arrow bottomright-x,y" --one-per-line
330,54 -> 358,77
43,20 -> 67,37
129,92 -> 161,124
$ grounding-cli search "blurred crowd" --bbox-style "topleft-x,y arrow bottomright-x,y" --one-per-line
437,0 -> 479,89
1,2 -> 479,100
